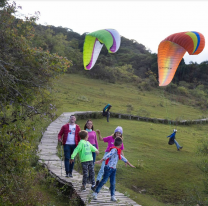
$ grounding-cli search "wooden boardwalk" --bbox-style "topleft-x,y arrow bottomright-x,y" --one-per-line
38,111 -> 141,206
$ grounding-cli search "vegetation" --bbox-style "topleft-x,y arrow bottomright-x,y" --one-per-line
0,0 -> 208,205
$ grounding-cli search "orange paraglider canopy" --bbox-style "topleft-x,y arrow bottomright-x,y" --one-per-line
158,31 -> 205,86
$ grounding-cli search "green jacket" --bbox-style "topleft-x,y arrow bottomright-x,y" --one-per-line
71,140 -> 97,162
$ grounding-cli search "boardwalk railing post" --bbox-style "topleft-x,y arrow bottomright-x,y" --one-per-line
61,142 -> 63,176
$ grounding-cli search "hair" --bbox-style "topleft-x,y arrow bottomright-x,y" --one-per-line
79,130 -> 88,139
84,119 -> 94,130
70,115 -> 76,118
111,133 -> 123,140
114,137 -> 123,146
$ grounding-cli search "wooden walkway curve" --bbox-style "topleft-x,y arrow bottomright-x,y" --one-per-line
38,111 -> 141,206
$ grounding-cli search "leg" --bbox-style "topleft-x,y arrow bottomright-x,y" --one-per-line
96,152 -> 108,181
109,168 -> 117,197
174,139 -> 181,150
69,144 -> 76,174
107,112 -> 109,122
64,145 -> 70,175
81,162 -> 89,186
95,166 -> 111,194
88,161 -> 95,186
92,144 -> 97,164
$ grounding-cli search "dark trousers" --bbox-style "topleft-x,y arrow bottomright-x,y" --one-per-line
95,165 -> 116,196
103,111 -> 110,122
64,144 -> 76,174
81,161 -> 95,186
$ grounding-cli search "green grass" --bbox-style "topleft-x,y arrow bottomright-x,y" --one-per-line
52,73 -> 207,120
52,73 -> 208,205
75,118 -> 207,206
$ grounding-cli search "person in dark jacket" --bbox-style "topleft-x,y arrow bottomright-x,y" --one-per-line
58,115 -> 81,177
102,104 -> 112,122
167,129 -> 183,151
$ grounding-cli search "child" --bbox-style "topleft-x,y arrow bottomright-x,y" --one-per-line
167,129 -> 183,151
93,137 -> 135,202
70,130 -> 99,191
95,126 -> 124,187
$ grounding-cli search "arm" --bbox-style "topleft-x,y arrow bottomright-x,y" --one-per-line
95,150 -> 99,155
126,161 -> 136,168
95,132 -> 99,150
121,151 -> 124,156
70,143 -> 81,162
121,155 -> 136,168
58,126 -> 64,142
96,129 -> 103,141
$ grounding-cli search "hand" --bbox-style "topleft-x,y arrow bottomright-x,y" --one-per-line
69,159 -> 74,164
94,159 -> 103,164
96,129 -> 100,134
58,138 -> 62,143
126,161 -> 136,168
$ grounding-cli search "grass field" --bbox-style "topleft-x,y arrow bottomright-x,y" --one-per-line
53,73 -> 208,205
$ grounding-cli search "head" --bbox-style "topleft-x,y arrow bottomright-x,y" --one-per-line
79,130 -> 88,140
173,129 -> 177,133
84,119 -> 94,130
113,126 -> 123,139
114,137 -> 123,148
69,115 -> 76,124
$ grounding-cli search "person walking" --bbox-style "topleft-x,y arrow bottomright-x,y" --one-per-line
93,137 -> 135,202
58,115 -> 81,177
70,130 -> 99,192
95,126 -> 124,187
167,129 -> 183,151
102,104 -> 112,122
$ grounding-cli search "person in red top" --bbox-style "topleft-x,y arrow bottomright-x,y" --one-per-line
58,115 -> 81,177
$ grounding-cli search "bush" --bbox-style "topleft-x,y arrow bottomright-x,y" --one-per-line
177,86 -> 189,96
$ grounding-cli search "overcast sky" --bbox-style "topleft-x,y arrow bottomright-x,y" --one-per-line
11,0 -> 208,64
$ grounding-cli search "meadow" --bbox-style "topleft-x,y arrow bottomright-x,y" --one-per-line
53,73 -> 208,206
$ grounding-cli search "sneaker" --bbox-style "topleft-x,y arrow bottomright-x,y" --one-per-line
95,180 -> 99,187
177,149 -> 180,151
91,185 -> 96,192
69,173 -> 73,177
111,196 -> 117,202
180,146 -> 183,149
81,185 -> 86,192
93,192 -> 98,200
65,173 -> 69,178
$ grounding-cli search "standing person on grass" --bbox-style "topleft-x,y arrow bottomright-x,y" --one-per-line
95,126 -> 124,187
93,137 -> 135,202
167,129 -> 183,151
70,130 -> 99,192
58,115 -> 81,178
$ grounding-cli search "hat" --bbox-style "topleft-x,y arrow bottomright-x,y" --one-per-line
173,129 -> 177,132
114,126 -> 123,134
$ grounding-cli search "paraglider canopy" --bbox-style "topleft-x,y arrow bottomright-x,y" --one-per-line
83,29 -> 121,70
158,31 -> 205,86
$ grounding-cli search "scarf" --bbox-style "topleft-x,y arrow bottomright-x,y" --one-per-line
105,146 -> 122,165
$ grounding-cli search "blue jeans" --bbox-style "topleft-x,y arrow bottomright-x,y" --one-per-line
96,152 -> 108,181
64,144 -> 76,174
174,139 -> 181,149
95,166 -> 116,196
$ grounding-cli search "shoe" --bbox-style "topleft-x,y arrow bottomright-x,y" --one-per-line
177,149 -> 180,151
65,173 -> 69,178
95,180 -> 99,187
111,196 -> 117,202
68,173 -> 73,177
91,185 -> 96,192
180,146 -> 183,149
93,192 -> 98,200
81,185 -> 86,192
